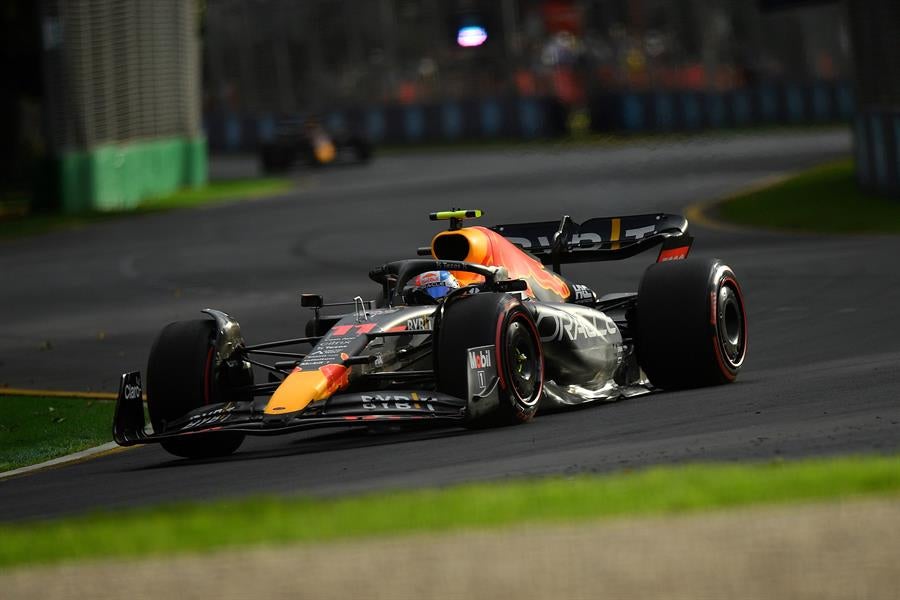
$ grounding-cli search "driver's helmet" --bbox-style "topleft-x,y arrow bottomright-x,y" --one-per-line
402,270 -> 460,304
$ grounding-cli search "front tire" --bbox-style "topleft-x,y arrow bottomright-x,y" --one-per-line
146,319 -> 246,458
436,293 -> 544,427
635,258 -> 747,389
260,143 -> 293,173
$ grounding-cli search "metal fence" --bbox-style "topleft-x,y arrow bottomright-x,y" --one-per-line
849,0 -> 900,108
40,0 -> 201,152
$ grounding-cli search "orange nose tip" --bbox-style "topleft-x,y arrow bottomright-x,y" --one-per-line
263,364 -> 349,415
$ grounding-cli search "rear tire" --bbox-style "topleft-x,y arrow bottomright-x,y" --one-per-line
436,293 -> 543,427
635,258 -> 747,389
351,138 -> 372,163
260,143 -> 293,173
146,319 -> 246,458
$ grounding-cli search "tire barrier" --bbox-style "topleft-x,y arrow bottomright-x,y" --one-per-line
588,80 -> 854,133
204,81 -> 853,154
855,108 -> 900,198
205,96 -> 568,153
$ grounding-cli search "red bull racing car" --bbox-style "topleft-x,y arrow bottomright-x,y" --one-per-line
260,117 -> 372,173
114,210 -> 747,458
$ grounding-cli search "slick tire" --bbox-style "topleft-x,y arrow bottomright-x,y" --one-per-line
635,258 -> 747,389
436,293 -> 543,427
146,319 -> 245,458
351,138 -> 373,163
260,144 -> 292,173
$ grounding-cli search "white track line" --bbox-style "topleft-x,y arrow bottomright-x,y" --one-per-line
0,442 -> 128,481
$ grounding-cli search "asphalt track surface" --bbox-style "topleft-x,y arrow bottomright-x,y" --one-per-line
2,129 -> 899,522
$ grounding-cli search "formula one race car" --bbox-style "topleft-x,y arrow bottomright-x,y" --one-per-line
114,210 -> 747,458
260,117 -> 372,173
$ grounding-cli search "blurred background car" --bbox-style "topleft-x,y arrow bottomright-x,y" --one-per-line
259,117 -> 373,173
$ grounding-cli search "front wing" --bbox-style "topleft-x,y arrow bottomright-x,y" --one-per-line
113,372 -> 467,446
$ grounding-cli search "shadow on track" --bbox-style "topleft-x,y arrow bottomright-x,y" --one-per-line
126,424 -> 473,472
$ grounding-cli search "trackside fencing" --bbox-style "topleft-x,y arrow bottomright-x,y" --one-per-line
39,0 -> 205,214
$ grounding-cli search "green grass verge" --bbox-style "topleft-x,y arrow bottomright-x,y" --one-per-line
718,159 -> 900,233
1,453 -> 898,568
137,177 -> 291,211
0,177 -> 291,240
0,396 -> 115,473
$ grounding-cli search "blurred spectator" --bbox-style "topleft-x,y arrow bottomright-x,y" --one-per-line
202,0 -> 852,114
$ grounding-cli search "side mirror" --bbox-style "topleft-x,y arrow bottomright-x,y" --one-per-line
300,294 -> 323,308
495,279 -> 528,293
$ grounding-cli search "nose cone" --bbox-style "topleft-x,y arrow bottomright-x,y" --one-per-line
264,364 -> 349,415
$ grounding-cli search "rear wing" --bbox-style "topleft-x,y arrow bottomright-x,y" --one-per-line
490,213 -> 691,273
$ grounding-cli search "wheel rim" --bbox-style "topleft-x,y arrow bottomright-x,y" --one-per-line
505,317 -> 540,405
717,282 -> 746,368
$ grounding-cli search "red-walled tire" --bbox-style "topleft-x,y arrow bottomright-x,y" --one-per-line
635,258 -> 747,389
436,293 -> 544,427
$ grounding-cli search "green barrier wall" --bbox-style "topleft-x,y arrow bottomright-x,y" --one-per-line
57,137 -> 207,214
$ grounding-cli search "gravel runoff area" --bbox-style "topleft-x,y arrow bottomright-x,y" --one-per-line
3,497 -> 898,599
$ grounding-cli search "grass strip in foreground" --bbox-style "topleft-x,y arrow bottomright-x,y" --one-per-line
717,159 -> 900,234
0,396 -> 115,473
1,453 -> 898,568
0,177 -> 291,239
